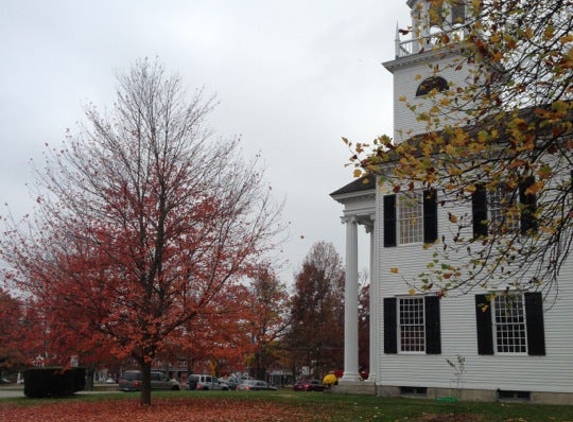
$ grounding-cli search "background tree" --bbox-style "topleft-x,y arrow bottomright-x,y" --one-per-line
358,271 -> 369,377
347,0 -> 573,297
179,283 -> 254,377
0,288 -> 26,378
286,242 -> 344,379
0,58 -> 283,405
244,264 -> 290,380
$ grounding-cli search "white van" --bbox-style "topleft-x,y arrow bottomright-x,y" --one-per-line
187,374 -> 229,391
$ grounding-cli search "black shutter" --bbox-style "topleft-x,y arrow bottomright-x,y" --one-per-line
520,176 -> 538,235
472,184 -> 488,238
384,195 -> 397,247
423,189 -> 438,244
384,297 -> 397,354
425,296 -> 441,354
475,295 -> 494,355
525,292 -> 546,356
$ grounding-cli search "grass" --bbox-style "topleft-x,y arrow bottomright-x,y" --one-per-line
2,389 -> 573,421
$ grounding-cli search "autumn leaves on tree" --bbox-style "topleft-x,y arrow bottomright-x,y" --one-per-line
0,59 -> 283,405
286,242 -> 346,377
347,0 -> 573,297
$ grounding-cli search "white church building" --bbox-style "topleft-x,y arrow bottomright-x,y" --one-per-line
331,0 -> 573,404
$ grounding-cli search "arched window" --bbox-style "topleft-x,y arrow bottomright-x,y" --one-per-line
415,76 -> 449,96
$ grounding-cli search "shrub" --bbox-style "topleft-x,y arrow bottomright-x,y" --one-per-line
24,367 -> 86,398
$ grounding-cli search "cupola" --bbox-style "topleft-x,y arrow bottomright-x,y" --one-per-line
385,0 -> 471,142
397,0 -> 466,57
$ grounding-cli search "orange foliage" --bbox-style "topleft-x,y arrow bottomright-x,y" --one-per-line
0,59 -> 284,405
0,289 -> 26,369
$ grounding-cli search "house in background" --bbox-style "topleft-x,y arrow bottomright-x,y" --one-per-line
331,0 -> 573,404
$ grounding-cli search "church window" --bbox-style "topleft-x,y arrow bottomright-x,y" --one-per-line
451,1 -> 466,25
384,295 -> 441,354
471,177 -> 537,238
383,190 -> 437,247
475,293 -> 545,356
415,76 -> 449,96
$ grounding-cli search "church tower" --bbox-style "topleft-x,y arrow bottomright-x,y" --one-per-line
383,0 -> 471,143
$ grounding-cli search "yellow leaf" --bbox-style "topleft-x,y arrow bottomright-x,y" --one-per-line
390,267 -> 399,274
544,25 -> 555,40
444,144 -> 457,155
465,184 -> 477,193
524,27 -> 534,40
540,226 -> 557,234
408,288 -> 416,296
477,130 -> 489,142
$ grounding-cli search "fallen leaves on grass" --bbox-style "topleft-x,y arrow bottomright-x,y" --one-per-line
0,397 -> 330,422
416,413 -> 484,422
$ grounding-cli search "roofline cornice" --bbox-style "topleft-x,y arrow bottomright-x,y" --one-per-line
331,189 -> 376,205
383,48 -> 461,73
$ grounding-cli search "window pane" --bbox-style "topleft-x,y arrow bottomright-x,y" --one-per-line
493,295 -> 527,353
451,1 -> 465,24
489,187 -> 518,233
399,193 -> 423,244
399,297 -> 425,352
429,3 -> 445,28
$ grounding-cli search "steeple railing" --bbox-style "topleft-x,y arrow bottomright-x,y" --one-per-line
395,27 -> 467,59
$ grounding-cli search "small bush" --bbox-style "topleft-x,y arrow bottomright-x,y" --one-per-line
24,367 -> 86,398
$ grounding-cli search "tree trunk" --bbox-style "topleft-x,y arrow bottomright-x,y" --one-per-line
140,361 -> 152,406
85,367 -> 95,391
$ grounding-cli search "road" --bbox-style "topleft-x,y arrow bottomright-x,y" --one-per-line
0,389 -> 24,398
0,386 -> 121,399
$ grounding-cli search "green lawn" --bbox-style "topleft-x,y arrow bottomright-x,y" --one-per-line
242,390 -> 573,421
2,389 -> 573,421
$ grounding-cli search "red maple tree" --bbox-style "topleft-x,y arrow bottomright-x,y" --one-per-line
0,58 -> 283,405
0,288 -> 27,376
244,265 -> 290,380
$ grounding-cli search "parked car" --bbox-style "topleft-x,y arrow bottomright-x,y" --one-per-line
293,379 -> 325,392
187,374 -> 228,391
237,379 -> 277,391
118,370 -> 180,392
0,378 -> 11,385
219,376 -> 240,390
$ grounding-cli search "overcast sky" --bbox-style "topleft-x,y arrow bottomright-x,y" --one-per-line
0,1 -> 411,286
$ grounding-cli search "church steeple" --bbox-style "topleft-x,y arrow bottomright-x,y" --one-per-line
384,0 -> 470,142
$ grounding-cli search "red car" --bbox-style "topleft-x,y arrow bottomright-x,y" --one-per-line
293,379 -> 326,392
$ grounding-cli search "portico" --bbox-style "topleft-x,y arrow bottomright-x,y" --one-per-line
330,176 -> 377,389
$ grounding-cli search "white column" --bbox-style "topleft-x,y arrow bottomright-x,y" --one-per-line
341,215 -> 361,383
367,214 -> 378,383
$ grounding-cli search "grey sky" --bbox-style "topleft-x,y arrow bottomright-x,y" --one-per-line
0,1 -> 410,284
